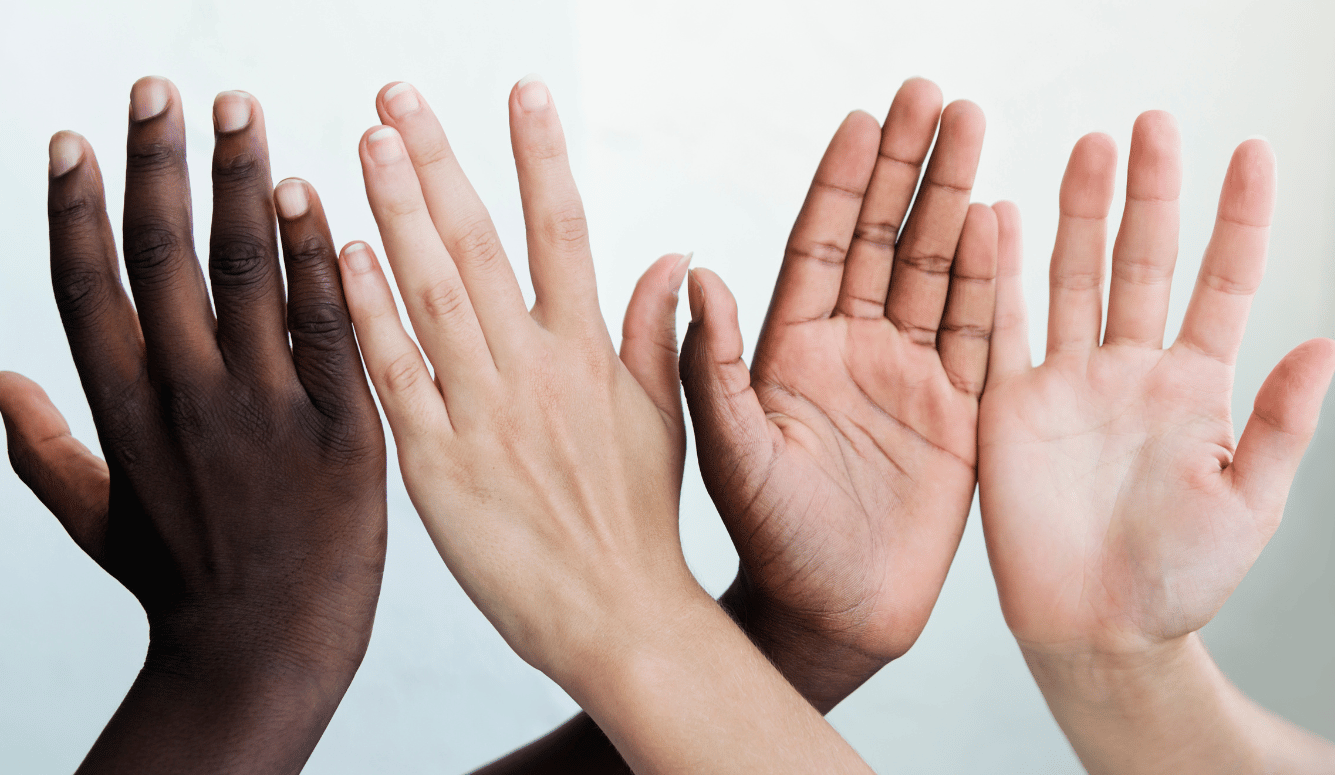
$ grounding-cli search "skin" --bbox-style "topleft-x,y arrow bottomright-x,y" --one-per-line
978,112 -> 1335,773
0,77 -> 386,774
341,77 -> 875,774
478,76 -> 996,772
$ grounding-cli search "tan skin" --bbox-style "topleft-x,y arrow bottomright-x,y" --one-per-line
0,77 -> 385,774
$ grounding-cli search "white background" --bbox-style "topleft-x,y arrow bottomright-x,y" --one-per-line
2,0 -> 1333,772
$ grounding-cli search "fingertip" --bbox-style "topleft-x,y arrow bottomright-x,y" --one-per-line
1063,135 -> 1119,214
514,73 -> 552,113
1222,138 -> 1277,224
942,99 -> 987,137
213,90 -> 256,134
129,75 -> 175,123
48,131 -> 86,178
897,77 -> 944,110
274,177 -> 313,221
1132,109 -> 1180,140
340,241 -> 380,275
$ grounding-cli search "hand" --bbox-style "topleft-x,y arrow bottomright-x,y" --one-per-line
679,78 -> 992,711
0,77 -> 386,774
977,111 -> 1335,773
341,77 -> 872,774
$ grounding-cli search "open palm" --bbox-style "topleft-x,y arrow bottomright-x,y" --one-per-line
681,79 -> 994,705
979,113 -> 1335,657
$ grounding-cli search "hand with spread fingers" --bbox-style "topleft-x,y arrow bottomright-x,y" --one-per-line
339,77 -> 874,774
0,77 -> 386,774
681,78 -> 994,711
977,112 -> 1335,773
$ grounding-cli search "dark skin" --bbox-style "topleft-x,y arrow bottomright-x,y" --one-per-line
476,77 -> 992,773
0,76 -> 385,774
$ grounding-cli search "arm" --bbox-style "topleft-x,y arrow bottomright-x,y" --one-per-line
472,76 -> 995,772
977,110 -> 1335,774
339,77 -> 873,774
0,77 -> 386,774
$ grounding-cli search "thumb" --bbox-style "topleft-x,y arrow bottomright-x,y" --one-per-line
679,268 -> 773,506
620,253 -> 692,442
1229,338 -> 1335,518
0,371 -> 109,559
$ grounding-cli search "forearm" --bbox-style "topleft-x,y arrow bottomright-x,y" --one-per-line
475,570 -> 887,774
552,592 -> 871,775
1025,633 -> 1335,775
78,637 -> 359,775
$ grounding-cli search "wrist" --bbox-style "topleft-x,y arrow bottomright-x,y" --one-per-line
719,571 -> 889,714
1020,633 -> 1274,775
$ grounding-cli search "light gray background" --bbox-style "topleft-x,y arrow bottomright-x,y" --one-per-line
2,0 -> 1332,772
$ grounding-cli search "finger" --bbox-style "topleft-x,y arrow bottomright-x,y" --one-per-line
0,372 -> 109,559
509,76 -> 603,336
938,203 -> 998,397
835,78 -> 943,318
208,91 -> 291,382
620,253 -> 691,438
986,201 -> 1032,383
121,76 -> 220,380
338,242 -> 450,439
679,268 -> 774,509
884,100 -> 986,342
1104,111 -> 1182,348
1176,139 -> 1276,363
46,131 -> 151,417
359,125 -> 494,395
275,179 -> 374,419
376,82 -> 530,355
1229,338 -> 1335,517
763,111 -> 880,327
1046,133 -> 1117,357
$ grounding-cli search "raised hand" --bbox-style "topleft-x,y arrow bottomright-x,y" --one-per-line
340,78 -> 873,774
679,78 -> 993,711
978,112 -> 1335,773
0,77 -> 386,774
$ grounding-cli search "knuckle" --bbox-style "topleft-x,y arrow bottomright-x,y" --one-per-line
210,232 -> 274,287
542,206 -> 589,249
853,219 -> 900,249
452,218 -> 506,271
787,239 -> 848,268
126,142 -> 181,176
1051,270 -> 1103,292
381,351 -> 429,396
897,250 -> 954,276
212,151 -> 266,194
419,278 -> 470,322
48,194 -> 100,232
286,234 -> 333,270
289,301 -> 351,344
123,223 -> 185,280
51,267 -> 111,319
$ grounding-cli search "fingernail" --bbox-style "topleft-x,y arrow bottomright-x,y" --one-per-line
516,74 -> 550,112
367,127 -> 404,164
687,270 -> 704,323
49,131 -> 84,178
343,242 -> 375,274
383,82 -> 420,120
129,77 -> 170,122
214,91 -> 253,133
669,252 -> 692,297
274,179 -> 310,220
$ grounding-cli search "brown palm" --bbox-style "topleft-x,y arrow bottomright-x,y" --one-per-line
681,78 -> 994,686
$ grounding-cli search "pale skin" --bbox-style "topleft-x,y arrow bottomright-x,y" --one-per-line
474,77 -> 997,773
978,111 -> 1335,773
340,76 -> 874,774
